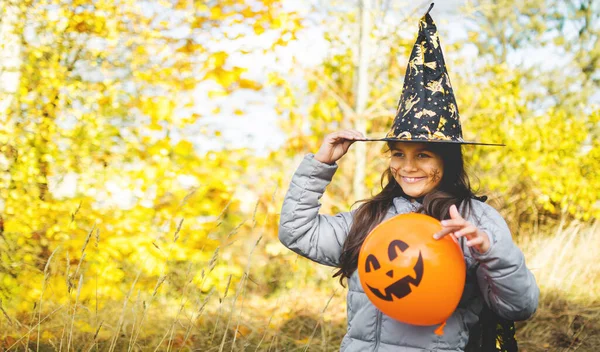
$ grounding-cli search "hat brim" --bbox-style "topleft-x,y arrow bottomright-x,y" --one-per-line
355,138 -> 505,147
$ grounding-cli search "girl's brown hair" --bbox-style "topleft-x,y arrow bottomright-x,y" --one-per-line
333,142 -> 481,286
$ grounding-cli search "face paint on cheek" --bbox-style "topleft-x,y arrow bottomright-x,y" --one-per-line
429,168 -> 442,184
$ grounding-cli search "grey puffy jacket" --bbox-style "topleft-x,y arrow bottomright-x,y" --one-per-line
278,154 -> 539,352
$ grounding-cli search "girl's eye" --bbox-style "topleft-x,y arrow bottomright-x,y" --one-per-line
393,152 -> 404,157
418,153 -> 431,158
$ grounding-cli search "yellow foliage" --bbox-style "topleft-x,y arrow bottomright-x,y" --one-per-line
0,0 -> 299,327
0,2 -> 598,349
238,78 -> 263,90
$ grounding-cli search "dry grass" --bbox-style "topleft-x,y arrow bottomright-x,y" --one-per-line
515,220 -> 600,352
0,216 -> 598,351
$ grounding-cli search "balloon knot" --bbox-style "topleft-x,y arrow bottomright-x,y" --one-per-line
434,321 -> 446,336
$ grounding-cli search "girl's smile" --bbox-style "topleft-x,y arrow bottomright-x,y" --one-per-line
389,142 -> 444,198
401,176 -> 427,184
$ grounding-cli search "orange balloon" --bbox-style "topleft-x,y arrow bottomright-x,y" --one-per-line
357,213 -> 466,326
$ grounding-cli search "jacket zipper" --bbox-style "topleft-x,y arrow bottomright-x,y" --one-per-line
374,309 -> 382,351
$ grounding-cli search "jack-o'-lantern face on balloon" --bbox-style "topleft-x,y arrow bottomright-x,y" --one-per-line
364,239 -> 424,301
357,213 -> 466,327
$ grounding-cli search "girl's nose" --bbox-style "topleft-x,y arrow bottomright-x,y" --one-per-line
402,158 -> 418,172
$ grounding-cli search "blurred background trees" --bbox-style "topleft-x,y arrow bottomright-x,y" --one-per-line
273,0 -> 599,228
461,0 -> 600,226
0,0 -> 299,311
0,0 -> 598,349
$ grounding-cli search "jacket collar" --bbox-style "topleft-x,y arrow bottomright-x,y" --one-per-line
392,196 -> 422,214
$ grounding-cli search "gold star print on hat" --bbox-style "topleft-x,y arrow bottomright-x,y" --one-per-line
359,3 -> 503,146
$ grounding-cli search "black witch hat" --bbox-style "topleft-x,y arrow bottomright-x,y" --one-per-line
361,3 -> 503,146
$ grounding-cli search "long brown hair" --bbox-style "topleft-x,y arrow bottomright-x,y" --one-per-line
333,142 -> 480,286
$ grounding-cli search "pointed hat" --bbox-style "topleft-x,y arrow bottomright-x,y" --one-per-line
361,3 -> 503,146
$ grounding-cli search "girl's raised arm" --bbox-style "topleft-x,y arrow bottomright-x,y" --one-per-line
278,130 -> 364,267
279,154 -> 353,267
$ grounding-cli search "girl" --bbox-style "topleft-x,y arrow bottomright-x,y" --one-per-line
278,6 -> 539,352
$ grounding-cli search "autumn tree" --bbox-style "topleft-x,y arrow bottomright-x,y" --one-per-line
458,0 -> 600,227
271,0 -> 599,232
0,0 -> 300,316
270,1 -> 420,215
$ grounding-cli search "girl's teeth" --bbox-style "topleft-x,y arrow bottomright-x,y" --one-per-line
404,177 -> 423,183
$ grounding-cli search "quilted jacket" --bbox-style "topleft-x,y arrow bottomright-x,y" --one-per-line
278,154 -> 539,351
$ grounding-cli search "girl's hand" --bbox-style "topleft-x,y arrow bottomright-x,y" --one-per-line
432,204 -> 491,253
314,129 -> 365,164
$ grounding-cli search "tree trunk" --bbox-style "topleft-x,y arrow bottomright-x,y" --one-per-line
353,0 -> 372,201
0,1 -> 22,121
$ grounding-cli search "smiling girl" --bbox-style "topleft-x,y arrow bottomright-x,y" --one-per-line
278,5 -> 538,352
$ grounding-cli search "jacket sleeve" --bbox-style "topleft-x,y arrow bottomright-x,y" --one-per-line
470,203 -> 540,321
278,153 -> 353,267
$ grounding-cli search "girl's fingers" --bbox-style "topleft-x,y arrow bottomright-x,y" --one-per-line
337,132 -> 357,140
448,204 -> 463,220
466,237 -> 484,247
434,205 -> 490,251
331,130 -> 365,142
340,129 -> 363,140
434,223 -> 478,240
352,131 -> 365,139
455,225 -> 477,237
441,219 -> 467,228
330,135 -> 350,143
350,130 -> 364,139
433,227 -> 455,239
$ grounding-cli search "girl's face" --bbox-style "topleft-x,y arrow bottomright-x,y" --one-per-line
389,142 -> 444,198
